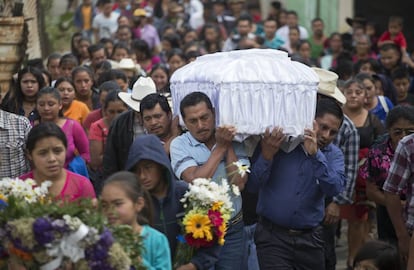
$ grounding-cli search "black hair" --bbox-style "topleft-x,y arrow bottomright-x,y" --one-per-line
386,105 -> 414,129
237,13 -> 252,24
132,39 -> 153,60
42,70 -> 52,87
2,67 -> 46,114
286,10 -> 298,17
379,43 -> 401,55
315,98 -> 344,124
353,240 -> 401,270
391,67 -> 410,81
27,58 -> 45,70
353,58 -> 381,75
140,93 -> 171,114
161,33 -> 181,50
88,43 -> 105,57
26,122 -> 68,153
36,87 -> 64,118
103,90 -> 125,110
111,41 -> 131,59
296,40 -> 311,52
104,171 -> 154,226
311,17 -> 323,24
185,50 -> 201,62
373,74 -> 398,104
289,25 -> 300,35
70,32 -> 83,56
46,53 -> 61,67
180,91 -> 213,119
388,16 -> 403,27
72,66 -> 94,84
343,78 -> 365,90
99,80 -> 121,94
355,72 -> 374,84
167,48 -> 185,62
59,53 -> 79,67
149,64 -> 170,92
108,69 -> 128,83
55,77 -> 76,90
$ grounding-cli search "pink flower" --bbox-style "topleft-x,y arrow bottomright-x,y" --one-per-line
208,210 -> 223,228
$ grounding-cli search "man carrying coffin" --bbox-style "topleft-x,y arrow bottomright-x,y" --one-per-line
248,98 -> 346,269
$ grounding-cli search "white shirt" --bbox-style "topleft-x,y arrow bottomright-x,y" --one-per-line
92,12 -> 120,39
276,25 -> 309,50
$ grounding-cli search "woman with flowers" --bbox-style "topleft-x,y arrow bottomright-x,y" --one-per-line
101,171 -> 171,270
20,122 -> 95,201
359,105 -> 414,244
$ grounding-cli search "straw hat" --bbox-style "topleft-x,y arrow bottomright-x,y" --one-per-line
118,77 -> 156,112
312,67 -> 346,105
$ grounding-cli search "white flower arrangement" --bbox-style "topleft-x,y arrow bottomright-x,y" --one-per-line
0,177 -> 51,203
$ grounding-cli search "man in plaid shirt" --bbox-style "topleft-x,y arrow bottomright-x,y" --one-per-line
384,133 -> 414,263
0,108 -> 31,178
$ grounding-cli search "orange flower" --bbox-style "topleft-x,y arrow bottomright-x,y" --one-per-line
212,201 -> 224,211
8,243 -> 33,261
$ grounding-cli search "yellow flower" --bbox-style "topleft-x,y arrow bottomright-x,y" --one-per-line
184,213 -> 213,241
212,201 -> 223,211
218,237 -> 225,246
0,193 -> 7,202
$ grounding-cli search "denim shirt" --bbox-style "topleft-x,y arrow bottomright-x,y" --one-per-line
247,143 -> 345,229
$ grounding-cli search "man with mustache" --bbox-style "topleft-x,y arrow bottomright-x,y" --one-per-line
140,93 -> 181,156
170,91 -> 250,269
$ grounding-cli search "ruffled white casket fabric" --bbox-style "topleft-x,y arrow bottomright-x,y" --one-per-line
170,49 -> 319,142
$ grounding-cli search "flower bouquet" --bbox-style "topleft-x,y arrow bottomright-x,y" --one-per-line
0,177 -> 144,270
173,177 -> 235,268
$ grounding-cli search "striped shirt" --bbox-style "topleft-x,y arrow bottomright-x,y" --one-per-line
0,110 -> 31,178
383,134 -> 414,232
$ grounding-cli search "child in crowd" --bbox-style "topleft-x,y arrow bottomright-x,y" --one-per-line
378,16 -> 414,67
101,171 -> 171,270
391,67 -> 414,105
56,77 -> 90,125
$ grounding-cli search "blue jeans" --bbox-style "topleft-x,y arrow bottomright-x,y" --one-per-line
242,223 -> 260,270
214,219 -> 245,270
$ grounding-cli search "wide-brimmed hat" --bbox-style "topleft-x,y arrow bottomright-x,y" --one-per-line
346,16 -> 367,27
118,77 -> 156,112
118,58 -> 141,73
312,67 -> 346,105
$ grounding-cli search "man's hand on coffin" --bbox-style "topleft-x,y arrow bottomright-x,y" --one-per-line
261,127 -> 286,160
215,125 -> 236,149
303,120 -> 318,156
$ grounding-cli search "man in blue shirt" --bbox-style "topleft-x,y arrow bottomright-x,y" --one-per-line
248,98 -> 346,269
170,91 -> 249,270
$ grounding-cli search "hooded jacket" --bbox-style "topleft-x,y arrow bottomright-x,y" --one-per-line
125,134 -> 219,269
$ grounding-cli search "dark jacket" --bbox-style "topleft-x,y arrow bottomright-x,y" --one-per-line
73,4 -> 97,30
103,110 -> 135,179
125,134 -> 220,270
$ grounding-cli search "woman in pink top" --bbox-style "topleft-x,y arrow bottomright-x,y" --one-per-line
88,90 -> 128,190
35,87 -> 90,168
20,122 -> 95,201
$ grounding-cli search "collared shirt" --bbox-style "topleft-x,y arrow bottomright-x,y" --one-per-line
333,115 -> 360,204
170,131 -> 250,219
248,144 -> 345,229
0,110 -> 31,178
383,134 -> 414,233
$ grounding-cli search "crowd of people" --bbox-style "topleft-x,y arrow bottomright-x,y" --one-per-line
1,0 -> 414,269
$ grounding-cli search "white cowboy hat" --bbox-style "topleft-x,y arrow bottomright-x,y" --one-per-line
312,67 -> 346,105
118,77 -> 157,112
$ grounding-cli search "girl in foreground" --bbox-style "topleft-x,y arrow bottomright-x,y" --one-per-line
20,122 -> 95,201
101,171 -> 171,270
